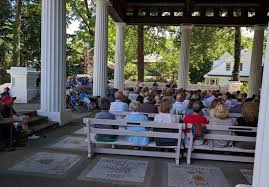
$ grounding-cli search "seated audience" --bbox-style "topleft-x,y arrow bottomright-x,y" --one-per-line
136,95 -> 144,104
124,101 -> 149,146
109,91 -> 129,112
95,97 -> 117,142
208,102 -> 236,148
172,93 -> 189,114
139,96 -> 158,114
123,91 -> 131,105
0,101 -> 16,151
1,96 -> 39,140
237,102 -> 259,136
207,98 -> 222,118
203,90 -> 216,107
229,93 -> 245,113
107,88 -> 118,103
128,87 -> 139,101
183,101 -> 208,145
154,95 -> 161,106
154,97 -> 179,146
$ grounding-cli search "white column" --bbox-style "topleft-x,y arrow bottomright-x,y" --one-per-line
114,22 -> 126,91
178,24 -> 193,89
248,25 -> 265,97
252,24 -> 269,187
93,0 -> 109,96
39,0 -> 71,125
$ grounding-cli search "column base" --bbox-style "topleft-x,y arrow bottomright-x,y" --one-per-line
37,110 -> 73,126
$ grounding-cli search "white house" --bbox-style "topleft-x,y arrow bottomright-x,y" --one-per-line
204,49 -> 252,86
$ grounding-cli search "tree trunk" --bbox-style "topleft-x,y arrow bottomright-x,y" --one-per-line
137,25 -> 144,82
12,0 -> 22,67
83,46 -> 94,76
232,26 -> 241,81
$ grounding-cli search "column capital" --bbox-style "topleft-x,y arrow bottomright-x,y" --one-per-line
94,0 -> 110,6
115,22 -> 126,28
180,24 -> 193,31
253,25 -> 266,31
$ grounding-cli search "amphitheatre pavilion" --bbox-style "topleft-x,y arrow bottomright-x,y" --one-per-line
40,0 -> 269,186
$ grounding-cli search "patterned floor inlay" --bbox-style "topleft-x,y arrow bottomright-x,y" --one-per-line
9,152 -> 82,176
168,164 -> 230,187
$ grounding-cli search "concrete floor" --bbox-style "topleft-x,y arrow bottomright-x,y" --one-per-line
0,104 -> 253,187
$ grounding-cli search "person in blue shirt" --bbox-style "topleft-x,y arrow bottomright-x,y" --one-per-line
124,101 -> 149,146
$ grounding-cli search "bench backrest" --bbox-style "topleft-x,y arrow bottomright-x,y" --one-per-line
110,111 -> 183,121
184,123 -> 257,143
83,118 -> 183,139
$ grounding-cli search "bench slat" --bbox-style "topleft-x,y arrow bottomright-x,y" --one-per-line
204,134 -> 256,142
91,139 -> 177,148
206,125 -> 257,132
189,153 -> 254,163
95,148 -> 176,158
192,145 -> 255,153
90,128 -> 179,139
85,118 -> 182,129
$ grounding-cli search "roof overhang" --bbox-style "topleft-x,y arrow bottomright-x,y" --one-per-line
108,0 -> 269,26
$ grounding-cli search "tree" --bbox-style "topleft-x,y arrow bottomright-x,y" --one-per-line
12,0 -> 22,67
0,0 -> 14,84
20,0 -> 41,68
232,27 -> 241,81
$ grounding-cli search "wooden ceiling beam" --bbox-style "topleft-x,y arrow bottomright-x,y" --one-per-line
126,16 -> 268,26
108,0 -> 126,22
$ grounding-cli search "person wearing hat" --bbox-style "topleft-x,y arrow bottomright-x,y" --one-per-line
0,101 -> 16,151
0,96 -> 39,140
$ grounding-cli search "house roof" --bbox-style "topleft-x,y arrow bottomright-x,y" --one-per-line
132,54 -> 163,63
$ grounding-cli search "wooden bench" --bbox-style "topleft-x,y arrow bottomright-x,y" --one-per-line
83,118 -> 183,165
185,124 -> 257,164
110,111 -> 182,122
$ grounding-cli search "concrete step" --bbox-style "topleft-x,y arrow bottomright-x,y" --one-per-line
30,121 -> 58,134
17,111 -> 37,117
27,116 -> 49,126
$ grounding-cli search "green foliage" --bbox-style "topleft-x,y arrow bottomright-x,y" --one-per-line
240,82 -> 248,93
0,1 -> 263,86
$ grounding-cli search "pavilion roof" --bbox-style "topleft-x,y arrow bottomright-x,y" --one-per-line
109,0 -> 269,26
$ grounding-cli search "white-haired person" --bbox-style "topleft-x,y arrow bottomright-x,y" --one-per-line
208,102 -> 236,148
124,101 -> 149,146
109,91 -> 129,120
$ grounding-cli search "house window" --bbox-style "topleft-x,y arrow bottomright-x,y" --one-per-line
240,63 -> 243,71
226,62 -> 231,71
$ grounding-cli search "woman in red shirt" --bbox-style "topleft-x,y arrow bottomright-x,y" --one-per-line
183,101 -> 208,145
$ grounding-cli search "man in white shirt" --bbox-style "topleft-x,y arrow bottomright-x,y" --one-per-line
172,93 -> 189,114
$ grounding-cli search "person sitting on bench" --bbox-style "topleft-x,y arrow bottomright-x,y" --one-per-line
208,102 -> 236,148
109,91 -> 129,120
183,101 -> 208,146
0,96 -> 39,140
0,101 -> 16,151
95,97 -> 118,142
124,101 -> 149,146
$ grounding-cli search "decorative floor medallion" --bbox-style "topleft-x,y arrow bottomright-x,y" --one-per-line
9,152 -> 81,176
168,164 -> 230,187
84,157 -> 148,183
